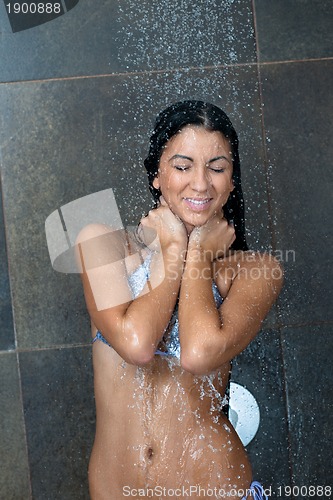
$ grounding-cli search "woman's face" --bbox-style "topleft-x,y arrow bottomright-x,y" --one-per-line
153,125 -> 234,234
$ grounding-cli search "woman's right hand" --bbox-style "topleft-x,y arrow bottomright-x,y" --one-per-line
188,212 -> 236,261
139,196 -> 188,251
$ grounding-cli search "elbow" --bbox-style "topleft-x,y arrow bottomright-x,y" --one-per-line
115,318 -> 157,366
180,337 -> 229,376
180,347 -> 213,376
122,338 -> 156,367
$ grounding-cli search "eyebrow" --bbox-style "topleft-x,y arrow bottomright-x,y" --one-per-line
169,154 -> 232,164
209,155 -> 232,165
168,154 -> 193,162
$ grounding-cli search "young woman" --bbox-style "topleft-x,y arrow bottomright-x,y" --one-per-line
77,101 -> 283,499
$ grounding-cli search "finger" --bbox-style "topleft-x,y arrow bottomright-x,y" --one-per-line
216,213 -> 228,226
214,211 -> 225,222
140,216 -> 151,227
159,195 -> 168,207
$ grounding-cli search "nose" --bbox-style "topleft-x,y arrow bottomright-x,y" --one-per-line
189,166 -> 210,193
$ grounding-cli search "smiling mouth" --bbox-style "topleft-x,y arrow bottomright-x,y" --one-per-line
184,197 -> 212,205
183,197 -> 213,211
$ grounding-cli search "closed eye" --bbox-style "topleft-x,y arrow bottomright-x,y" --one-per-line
174,165 -> 190,171
209,167 -> 225,173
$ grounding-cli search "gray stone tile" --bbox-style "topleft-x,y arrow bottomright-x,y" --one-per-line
261,60 -> 333,325
231,329 -> 291,492
254,0 -> 333,62
0,0 -> 256,82
0,66 -> 273,348
20,346 -> 95,500
0,352 -> 31,499
281,324 -> 333,486
0,187 -> 15,351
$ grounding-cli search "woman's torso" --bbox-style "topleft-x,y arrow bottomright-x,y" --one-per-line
89,247 -> 252,499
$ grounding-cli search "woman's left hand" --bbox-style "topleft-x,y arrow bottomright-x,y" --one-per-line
188,213 -> 236,261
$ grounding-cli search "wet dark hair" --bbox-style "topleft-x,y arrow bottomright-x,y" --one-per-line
144,100 -> 248,251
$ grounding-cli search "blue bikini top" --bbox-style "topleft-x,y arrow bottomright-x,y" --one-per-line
93,252 -> 223,360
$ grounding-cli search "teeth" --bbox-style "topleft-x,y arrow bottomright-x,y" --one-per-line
186,198 -> 210,205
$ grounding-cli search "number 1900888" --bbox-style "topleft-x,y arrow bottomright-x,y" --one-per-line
6,3 -> 62,14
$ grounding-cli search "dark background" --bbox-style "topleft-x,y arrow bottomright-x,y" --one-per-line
0,0 -> 332,498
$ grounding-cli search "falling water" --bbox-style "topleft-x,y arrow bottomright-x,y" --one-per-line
97,0 -> 275,496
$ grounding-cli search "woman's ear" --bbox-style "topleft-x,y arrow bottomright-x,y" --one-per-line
230,179 -> 235,192
152,176 -> 160,190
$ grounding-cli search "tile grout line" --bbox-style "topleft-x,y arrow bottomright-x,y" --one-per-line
16,342 -> 92,353
0,342 -> 92,357
0,319 -> 332,355
278,327 -> 295,494
251,0 -> 277,254
15,350 -> 33,500
0,62 -> 258,86
0,317 -> 332,356
0,56 -> 332,87
251,0 -> 288,331
260,56 -> 333,66
0,157 -> 33,494
251,0 -> 283,326
0,342 -> 92,354
0,148 -> 18,351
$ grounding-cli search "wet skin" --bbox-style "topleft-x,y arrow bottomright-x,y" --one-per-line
89,326 -> 252,500
79,126 -> 283,499
153,125 -> 235,235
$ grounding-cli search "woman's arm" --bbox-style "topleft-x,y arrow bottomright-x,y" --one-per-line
179,219 -> 283,375
77,207 -> 187,366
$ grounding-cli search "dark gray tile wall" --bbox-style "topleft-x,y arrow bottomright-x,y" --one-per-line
0,0 -> 255,82
261,60 -> 333,326
0,353 -> 30,498
0,186 -> 15,350
231,329 -> 291,490
254,0 -> 333,62
0,0 -> 332,497
281,324 -> 333,487
20,346 -> 94,499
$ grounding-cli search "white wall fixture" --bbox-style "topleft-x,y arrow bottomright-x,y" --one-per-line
228,382 -> 260,447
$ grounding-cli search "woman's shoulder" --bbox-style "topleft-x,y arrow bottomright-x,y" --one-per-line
76,223 -> 123,244
75,223 -> 129,273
